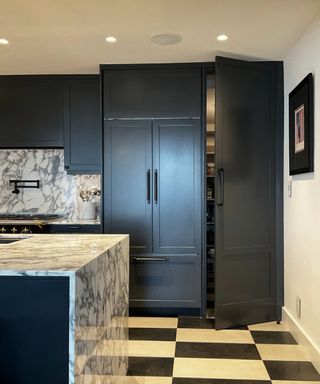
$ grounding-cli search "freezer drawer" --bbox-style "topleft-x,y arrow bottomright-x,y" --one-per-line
129,254 -> 201,309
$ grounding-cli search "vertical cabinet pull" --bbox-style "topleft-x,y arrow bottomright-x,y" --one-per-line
217,168 -> 224,206
154,169 -> 158,204
146,169 -> 151,204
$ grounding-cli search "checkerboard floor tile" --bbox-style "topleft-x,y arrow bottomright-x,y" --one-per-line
77,317 -> 320,383
126,317 -> 320,383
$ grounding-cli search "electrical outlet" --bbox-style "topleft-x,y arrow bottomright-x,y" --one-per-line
296,296 -> 302,319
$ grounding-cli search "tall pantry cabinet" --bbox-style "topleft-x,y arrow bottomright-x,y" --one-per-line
102,65 -> 203,312
101,59 -> 284,324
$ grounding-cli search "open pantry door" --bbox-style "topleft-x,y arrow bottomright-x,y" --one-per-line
214,56 -> 283,330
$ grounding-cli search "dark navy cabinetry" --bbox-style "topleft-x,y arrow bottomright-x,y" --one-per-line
48,224 -> 101,234
103,67 -> 201,118
0,74 -> 101,174
102,65 -> 203,313
104,119 -> 153,254
0,75 -> 64,148
63,76 -> 101,174
104,118 -> 202,311
0,276 -> 69,384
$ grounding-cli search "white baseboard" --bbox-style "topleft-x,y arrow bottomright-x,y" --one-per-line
282,307 -> 320,373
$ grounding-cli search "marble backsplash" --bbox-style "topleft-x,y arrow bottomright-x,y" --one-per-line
0,149 -> 101,221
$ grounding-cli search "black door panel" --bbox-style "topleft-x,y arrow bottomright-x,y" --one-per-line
152,119 -> 201,255
215,56 -> 283,329
104,68 -> 201,118
0,75 -> 64,147
130,254 -> 201,308
104,120 -> 152,253
63,76 -> 101,173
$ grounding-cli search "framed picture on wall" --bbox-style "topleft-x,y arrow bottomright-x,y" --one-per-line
289,73 -> 314,175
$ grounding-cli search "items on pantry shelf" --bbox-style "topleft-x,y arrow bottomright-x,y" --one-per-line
207,162 -> 215,175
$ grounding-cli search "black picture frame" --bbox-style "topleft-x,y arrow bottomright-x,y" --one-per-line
289,73 -> 314,175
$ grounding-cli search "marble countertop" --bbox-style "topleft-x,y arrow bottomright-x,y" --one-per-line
0,219 -> 101,225
49,219 -> 101,225
0,218 -> 101,226
0,234 -> 128,273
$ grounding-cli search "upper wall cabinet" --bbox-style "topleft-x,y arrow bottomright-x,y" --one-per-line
103,67 -> 202,118
0,76 -> 64,148
63,76 -> 101,174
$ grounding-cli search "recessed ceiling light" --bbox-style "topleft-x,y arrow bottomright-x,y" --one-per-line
105,36 -> 117,43
151,33 -> 182,46
0,38 -> 9,45
217,34 -> 228,42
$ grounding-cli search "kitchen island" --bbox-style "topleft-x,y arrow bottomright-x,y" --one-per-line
0,234 -> 129,384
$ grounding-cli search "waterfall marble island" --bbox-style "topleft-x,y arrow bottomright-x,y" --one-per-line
0,234 -> 129,384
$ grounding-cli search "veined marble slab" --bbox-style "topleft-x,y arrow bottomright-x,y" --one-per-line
0,234 -> 126,272
0,234 -> 129,384
0,149 -> 101,221
49,219 -> 101,225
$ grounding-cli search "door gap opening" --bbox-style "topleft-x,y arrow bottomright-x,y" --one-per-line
205,71 -> 216,318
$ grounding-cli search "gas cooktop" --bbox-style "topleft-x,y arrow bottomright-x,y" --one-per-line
0,213 -> 65,234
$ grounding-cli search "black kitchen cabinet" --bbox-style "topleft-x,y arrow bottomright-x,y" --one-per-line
104,120 -> 153,254
104,118 -> 201,256
214,57 -> 283,329
104,119 -> 201,310
63,76 -> 101,173
0,75 -> 102,174
48,224 -> 101,234
152,119 -> 201,255
0,75 -> 64,148
102,65 -> 203,312
103,67 -> 202,118
0,276 -> 69,384
102,61 -> 283,321
130,254 -> 201,309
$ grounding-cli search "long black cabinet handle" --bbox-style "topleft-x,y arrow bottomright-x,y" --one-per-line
147,169 -> 151,204
154,169 -> 158,204
133,257 -> 169,262
217,168 -> 224,206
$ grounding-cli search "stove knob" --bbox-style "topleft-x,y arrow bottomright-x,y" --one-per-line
1,227 -> 6,233
11,227 -> 17,234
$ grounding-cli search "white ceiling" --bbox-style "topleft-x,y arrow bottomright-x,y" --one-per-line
0,0 -> 319,74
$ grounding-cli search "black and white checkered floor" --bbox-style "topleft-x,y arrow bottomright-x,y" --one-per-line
124,317 -> 320,383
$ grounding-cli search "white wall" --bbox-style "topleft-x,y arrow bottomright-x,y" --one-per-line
284,14 -> 320,359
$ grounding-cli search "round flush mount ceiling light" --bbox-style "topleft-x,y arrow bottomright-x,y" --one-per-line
0,38 -> 9,45
105,36 -> 117,43
151,33 -> 182,46
217,34 -> 228,42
